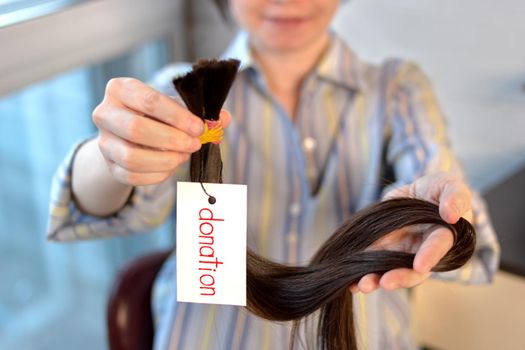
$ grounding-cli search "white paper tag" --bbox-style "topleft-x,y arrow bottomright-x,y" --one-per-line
176,181 -> 247,306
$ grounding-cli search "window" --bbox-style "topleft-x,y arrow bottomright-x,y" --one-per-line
0,37 -> 175,350
0,0 -> 89,27
0,1 -> 182,348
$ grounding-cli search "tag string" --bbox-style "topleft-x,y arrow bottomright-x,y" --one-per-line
198,119 -> 221,205
200,182 -> 216,204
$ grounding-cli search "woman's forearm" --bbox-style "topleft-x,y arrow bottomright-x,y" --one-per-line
71,138 -> 133,217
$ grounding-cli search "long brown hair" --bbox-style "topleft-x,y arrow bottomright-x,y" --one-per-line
213,0 -> 229,20
245,198 -> 475,349
173,59 -> 476,350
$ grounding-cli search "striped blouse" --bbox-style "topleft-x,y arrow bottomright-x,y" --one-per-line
47,32 -> 499,349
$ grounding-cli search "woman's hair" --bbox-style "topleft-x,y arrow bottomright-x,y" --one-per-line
246,198 -> 475,349
213,0 -> 229,20
173,59 -> 476,350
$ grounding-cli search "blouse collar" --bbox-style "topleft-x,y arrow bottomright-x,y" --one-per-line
221,30 -> 362,91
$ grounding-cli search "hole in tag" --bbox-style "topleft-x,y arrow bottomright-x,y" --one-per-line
200,182 -> 216,205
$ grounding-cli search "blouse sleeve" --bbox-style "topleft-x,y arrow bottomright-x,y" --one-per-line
381,59 -> 500,284
46,63 -> 192,241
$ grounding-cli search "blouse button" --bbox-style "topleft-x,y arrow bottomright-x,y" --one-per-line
289,202 -> 301,217
287,231 -> 298,244
302,137 -> 317,152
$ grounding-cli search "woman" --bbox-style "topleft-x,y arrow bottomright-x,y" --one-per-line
48,0 -> 499,348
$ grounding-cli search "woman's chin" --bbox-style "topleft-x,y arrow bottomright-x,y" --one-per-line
255,33 -> 322,54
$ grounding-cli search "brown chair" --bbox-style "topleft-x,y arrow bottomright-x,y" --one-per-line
107,250 -> 172,350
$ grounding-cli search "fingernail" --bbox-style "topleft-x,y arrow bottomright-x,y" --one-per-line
363,281 -> 372,291
455,196 -> 469,216
416,261 -> 430,274
190,121 -> 204,136
388,282 -> 399,290
453,201 -> 462,216
191,138 -> 202,151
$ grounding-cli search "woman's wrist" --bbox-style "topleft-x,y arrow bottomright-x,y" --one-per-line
71,138 -> 134,217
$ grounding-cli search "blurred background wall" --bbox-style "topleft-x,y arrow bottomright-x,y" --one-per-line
187,0 -> 525,193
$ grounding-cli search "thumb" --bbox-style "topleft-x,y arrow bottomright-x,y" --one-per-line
219,109 -> 233,129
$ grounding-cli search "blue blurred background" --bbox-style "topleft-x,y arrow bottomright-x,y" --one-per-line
0,38 -> 176,350
0,2 -> 182,349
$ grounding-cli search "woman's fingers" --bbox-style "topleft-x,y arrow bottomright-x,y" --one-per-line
352,172 -> 472,293
349,284 -> 359,293
350,225 -> 453,293
352,270 -> 430,293
98,130 -> 191,173
351,269 -> 430,293
437,178 -> 473,224
379,268 -> 431,290
349,274 -> 380,294
383,172 -> 473,224
357,273 -> 381,293
219,109 -> 233,129
106,160 -> 173,186
94,104 -> 202,153
93,77 -> 236,186
105,77 -> 204,136
413,226 -> 454,273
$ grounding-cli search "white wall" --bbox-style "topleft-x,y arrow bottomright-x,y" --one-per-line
413,271 -> 525,349
0,0 -> 184,96
332,0 -> 525,191
188,0 -> 525,191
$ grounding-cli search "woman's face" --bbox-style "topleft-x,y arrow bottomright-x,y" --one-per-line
229,0 -> 340,53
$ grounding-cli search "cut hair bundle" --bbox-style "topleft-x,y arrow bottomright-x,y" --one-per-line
173,58 -> 240,184
173,59 -> 476,350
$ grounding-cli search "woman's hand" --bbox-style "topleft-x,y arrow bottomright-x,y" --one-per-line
93,77 -> 232,186
350,172 -> 473,293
